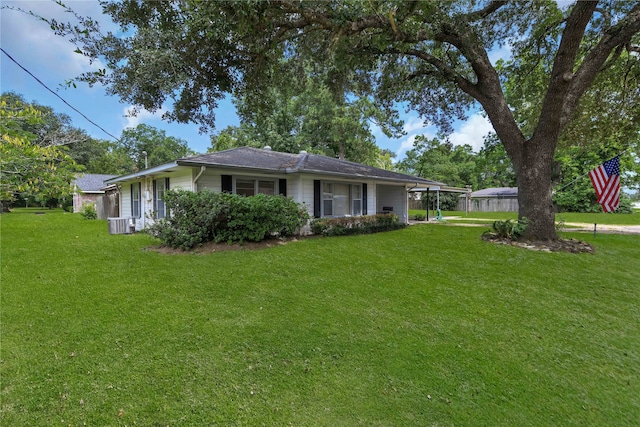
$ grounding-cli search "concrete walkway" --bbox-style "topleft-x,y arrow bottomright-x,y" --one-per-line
413,216 -> 640,235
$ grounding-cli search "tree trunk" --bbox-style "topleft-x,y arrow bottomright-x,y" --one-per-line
516,139 -> 557,241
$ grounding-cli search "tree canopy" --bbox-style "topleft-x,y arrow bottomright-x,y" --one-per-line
118,124 -> 196,170
49,0 -> 640,239
0,94 -> 81,207
209,73 -> 403,166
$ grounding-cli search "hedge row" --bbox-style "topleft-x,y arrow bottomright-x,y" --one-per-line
146,189 -> 309,249
310,214 -> 406,236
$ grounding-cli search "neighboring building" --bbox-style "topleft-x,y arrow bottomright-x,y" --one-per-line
105,147 -> 459,231
457,187 -> 519,212
72,174 -> 117,215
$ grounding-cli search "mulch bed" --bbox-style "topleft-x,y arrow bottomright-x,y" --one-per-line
482,235 -> 595,253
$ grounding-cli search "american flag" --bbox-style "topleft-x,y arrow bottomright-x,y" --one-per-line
588,156 -> 621,213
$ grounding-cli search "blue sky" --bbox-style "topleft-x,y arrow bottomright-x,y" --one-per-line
1,0 -> 499,158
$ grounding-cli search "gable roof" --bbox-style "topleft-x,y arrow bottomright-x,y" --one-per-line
73,174 -> 117,193
177,147 -> 444,185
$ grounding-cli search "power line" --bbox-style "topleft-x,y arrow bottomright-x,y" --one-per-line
1,47 -> 120,141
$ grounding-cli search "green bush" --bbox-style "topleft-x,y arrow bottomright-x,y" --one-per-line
310,214 -> 406,237
409,212 -> 426,221
146,190 -> 309,249
79,203 -> 97,220
483,218 -> 528,240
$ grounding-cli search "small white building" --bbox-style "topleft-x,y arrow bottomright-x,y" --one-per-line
105,147 -> 453,231
458,187 -> 519,212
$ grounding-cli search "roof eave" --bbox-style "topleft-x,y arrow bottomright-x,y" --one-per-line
105,162 -> 180,184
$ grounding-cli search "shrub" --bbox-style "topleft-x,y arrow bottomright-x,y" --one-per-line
310,214 -> 406,237
146,190 -> 309,249
79,203 -> 97,220
483,218 -> 528,240
409,212 -> 426,221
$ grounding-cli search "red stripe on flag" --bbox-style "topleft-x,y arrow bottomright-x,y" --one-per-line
599,175 -> 620,212
588,166 -> 607,198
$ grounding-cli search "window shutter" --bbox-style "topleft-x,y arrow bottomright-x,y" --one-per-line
313,180 -> 321,218
279,179 -> 287,197
153,179 -> 157,212
362,183 -> 367,215
130,184 -> 134,217
166,177 -> 170,190
221,175 -> 232,193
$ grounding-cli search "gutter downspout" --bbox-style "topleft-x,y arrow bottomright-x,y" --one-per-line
193,166 -> 206,191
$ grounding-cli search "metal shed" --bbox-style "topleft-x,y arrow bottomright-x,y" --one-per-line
458,187 -> 518,212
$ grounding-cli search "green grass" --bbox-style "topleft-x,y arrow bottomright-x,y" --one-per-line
2,209 -> 639,425
411,210 -> 640,225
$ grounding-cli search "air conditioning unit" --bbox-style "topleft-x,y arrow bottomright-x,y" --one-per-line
108,217 -> 134,234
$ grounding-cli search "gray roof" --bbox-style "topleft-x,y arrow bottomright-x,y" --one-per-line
471,187 -> 518,197
178,147 -> 445,185
73,174 -> 117,192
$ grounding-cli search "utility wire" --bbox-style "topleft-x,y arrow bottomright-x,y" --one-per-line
1,47 -> 120,141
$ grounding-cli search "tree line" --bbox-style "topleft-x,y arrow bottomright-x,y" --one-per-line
0,92 -> 194,209
2,88 -> 638,212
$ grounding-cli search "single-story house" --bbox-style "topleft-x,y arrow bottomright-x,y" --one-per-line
72,173 -> 117,213
105,146 -> 459,231
457,187 -> 519,212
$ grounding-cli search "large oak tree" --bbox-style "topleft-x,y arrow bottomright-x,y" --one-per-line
52,0 -> 640,239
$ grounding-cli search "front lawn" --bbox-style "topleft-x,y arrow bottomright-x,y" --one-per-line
2,209 -> 639,425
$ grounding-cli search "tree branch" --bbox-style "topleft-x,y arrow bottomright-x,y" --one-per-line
463,0 -> 507,22
534,1 -> 599,143
561,3 -> 640,130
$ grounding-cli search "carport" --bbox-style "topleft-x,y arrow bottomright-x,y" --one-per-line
409,184 -> 470,220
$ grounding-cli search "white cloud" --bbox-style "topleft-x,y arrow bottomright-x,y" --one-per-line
449,113 -> 495,152
396,134 -> 417,156
392,115 -> 437,159
488,43 -> 512,66
403,116 -> 428,133
122,105 -> 168,129
1,1 -> 107,80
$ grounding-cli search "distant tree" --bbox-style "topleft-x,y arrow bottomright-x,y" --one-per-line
1,97 -> 80,208
1,92 -> 89,148
377,149 -> 397,171
475,134 -> 517,189
208,125 -> 263,153
398,136 -> 477,210
398,136 -> 477,187
117,124 -> 196,170
209,74 -> 403,166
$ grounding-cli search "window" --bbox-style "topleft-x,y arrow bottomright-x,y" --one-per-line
258,180 -> 275,195
236,179 -> 255,197
321,182 -> 362,217
323,182 -> 333,216
131,182 -> 141,218
352,184 -> 362,216
154,178 -> 169,219
235,178 -> 276,197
